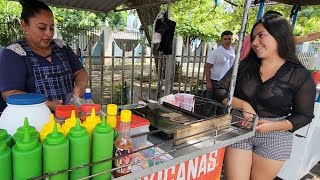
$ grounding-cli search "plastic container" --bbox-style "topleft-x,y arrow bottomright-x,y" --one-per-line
43,124 -> 69,180
91,115 -> 114,180
67,118 -> 90,180
0,93 -> 51,135
13,117 -> 40,143
55,105 -> 78,124
12,128 -> 42,180
116,114 -> 150,149
0,141 -> 12,180
0,128 -> 13,147
79,104 -> 101,122
114,110 -> 133,178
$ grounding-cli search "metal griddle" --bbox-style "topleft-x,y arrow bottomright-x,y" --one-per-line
133,97 -> 227,138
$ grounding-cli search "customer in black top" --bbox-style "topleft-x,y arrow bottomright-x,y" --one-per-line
214,14 -> 316,180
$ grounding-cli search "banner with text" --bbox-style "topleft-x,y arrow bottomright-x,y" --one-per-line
138,148 -> 225,180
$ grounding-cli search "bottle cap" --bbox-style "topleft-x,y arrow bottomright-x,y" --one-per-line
94,115 -> 113,133
0,141 -> 7,153
0,129 -> 13,147
15,128 -> 39,150
85,108 -> 101,123
107,104 -> 118,116
55,105 -> 78,119
45,123 -> 66,145
0,129 -> 8,141
62,110 -> 79,135
68,118 -> 88,137
85,88 -> 91,93
14,117 -> 39,142
120,110 -> 132,122
6,93 -> 45,105
40,114 -> 62,141
80,104 -> 101,113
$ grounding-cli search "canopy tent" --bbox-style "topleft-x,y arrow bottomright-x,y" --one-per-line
12,0 -> 176,13
270,0 -> 320,6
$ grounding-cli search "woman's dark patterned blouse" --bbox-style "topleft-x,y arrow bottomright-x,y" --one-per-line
214,60 -> 316,132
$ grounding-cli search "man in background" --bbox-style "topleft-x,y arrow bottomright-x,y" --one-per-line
205,30 -> 235,99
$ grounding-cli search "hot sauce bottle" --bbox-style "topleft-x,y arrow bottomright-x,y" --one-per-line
113,110 -> 133,178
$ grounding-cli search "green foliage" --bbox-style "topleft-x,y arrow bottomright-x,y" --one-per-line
104,11 -> 127,30
114,82 -> 130,105
52,8 -> 103,44
0,0 -> 22,46
170,0 -> 320,42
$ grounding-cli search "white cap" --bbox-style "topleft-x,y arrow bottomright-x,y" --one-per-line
85,88 -> 91,93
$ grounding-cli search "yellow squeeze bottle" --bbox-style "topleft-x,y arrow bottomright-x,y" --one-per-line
40,114 -> 62,141
82,108 -> 101,136
107,104 -> 117,129
62,110 -> 80,136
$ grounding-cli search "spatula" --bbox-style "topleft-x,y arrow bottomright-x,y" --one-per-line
138,96 -> 160,110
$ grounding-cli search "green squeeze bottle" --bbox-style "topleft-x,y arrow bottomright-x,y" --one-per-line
43,123 -> 69,180
0,141 -> 12,180
0,129 -> 13,147
13,117 -> 40,143
67,118 -> 90,180
91,115 -> 114,180
12,128 -> 42,180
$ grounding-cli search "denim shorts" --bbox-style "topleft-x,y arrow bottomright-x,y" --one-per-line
229,116 -> 293,161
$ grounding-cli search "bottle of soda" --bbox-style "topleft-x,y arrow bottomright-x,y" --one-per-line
113,110 -> 133,178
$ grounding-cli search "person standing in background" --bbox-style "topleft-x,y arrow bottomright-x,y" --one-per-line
0,0 -> 88,111
205,30 -> 235,100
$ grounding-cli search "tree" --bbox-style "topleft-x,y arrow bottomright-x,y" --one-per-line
52,8 -> 127,44
0,0 -> 127,46
0,0 -> 22,46
170,0 -> 320,42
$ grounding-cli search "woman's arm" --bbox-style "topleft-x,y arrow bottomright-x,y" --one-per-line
73,69 -> 88,97
2,90 -> 26,101
2,90 -> 62,111
222,97 -> 257,119
295,31 -> 320,44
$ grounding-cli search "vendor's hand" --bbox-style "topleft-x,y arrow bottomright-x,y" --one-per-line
256,119 -> 274,133
239,102 -> 257,128
73,85 -> 86,97
45,99 -> 63,111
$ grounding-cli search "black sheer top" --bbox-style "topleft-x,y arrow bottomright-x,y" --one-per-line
214,60 -> 316,132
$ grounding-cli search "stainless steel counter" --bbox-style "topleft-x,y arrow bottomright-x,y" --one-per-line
114,125 -> 255,180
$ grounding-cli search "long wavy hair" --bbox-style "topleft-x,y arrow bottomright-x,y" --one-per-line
241,14 -> 301,75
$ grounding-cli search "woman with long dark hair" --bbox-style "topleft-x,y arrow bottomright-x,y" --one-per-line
214,14 -> 316,180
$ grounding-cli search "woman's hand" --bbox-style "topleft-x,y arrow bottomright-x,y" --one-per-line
73,69 -> 88,97
256,119 -> 274,133
45,99 -> 63,111
256,119 -> 293,133
239,101 -> 257,128
73,85 -> 85,97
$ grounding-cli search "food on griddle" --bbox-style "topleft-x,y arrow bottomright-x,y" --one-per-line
161,113 -> 190,124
